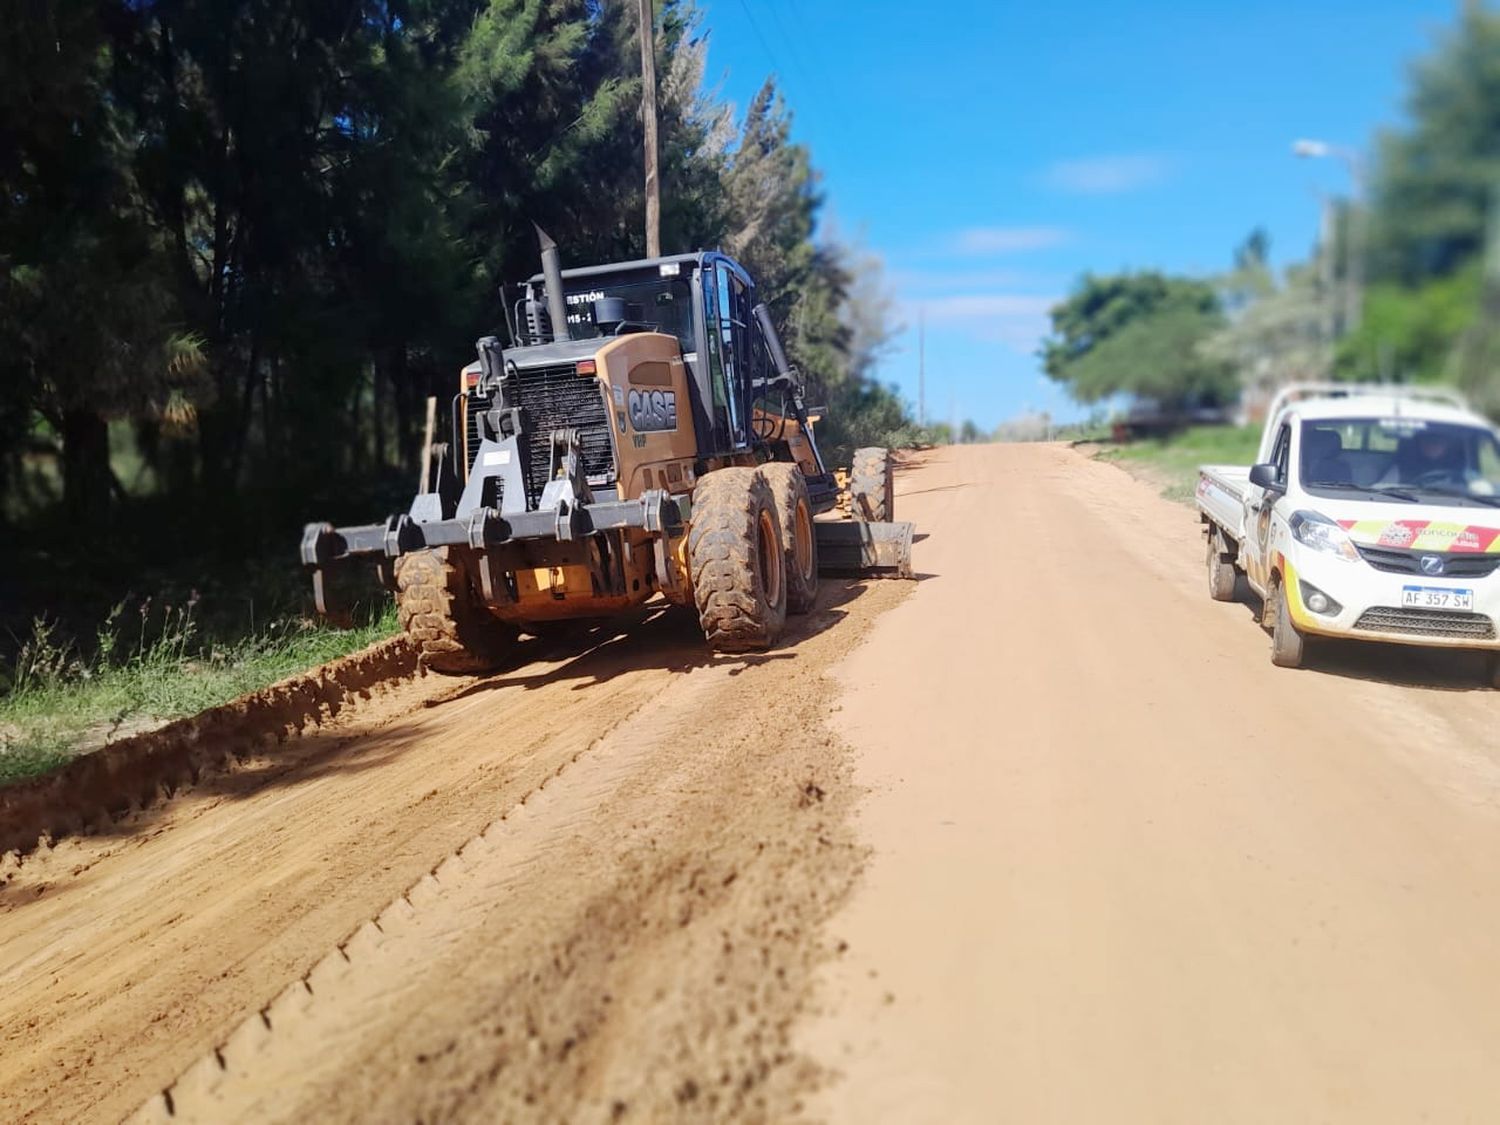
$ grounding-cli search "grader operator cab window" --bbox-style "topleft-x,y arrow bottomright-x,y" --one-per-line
702,266 -> 733,446
514,253 -> 779,459
704,263 -> 756,450
561,276 -> 694,346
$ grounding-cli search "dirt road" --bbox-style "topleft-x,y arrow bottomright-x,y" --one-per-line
0,574 -> 908,1123
5,443 -> 1500,1122
805,443 -> 1500,1123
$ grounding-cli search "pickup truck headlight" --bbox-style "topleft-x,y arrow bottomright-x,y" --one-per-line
1289,510 -> 1359,562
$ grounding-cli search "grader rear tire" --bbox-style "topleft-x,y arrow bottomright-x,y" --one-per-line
394,547 -> 515,674
850,446 -> 894,522
688,467 -> 788,652
760,462 -> 819,614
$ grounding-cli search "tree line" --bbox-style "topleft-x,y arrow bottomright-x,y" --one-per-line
1041,3 -> 1500,420
0,0 -> 912,557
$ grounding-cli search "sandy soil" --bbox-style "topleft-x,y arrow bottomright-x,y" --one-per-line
8,442 -> 1500,1122
0,574 -> 907,1123
804,443 -> 1500,1123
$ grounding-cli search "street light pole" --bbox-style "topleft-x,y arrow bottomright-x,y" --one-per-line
1318,195 -> 1337,356
1293,138 -> 1365,337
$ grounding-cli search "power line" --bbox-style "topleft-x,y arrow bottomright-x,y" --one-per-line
780,0 -> 815,38
754,0 -> 851,122
734,0 -> 785,81
759,0 -> 816,92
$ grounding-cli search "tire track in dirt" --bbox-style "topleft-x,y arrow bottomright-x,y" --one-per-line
0,612 -> 698,1122
0,569 -> 913,1123
132,577 -> 912,1123
0,636 -> 420,859
129,706 -> 677,1123
803,444 -> 1500,1123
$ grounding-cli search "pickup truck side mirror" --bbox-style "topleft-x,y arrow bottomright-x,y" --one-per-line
1248,462 -> 1284,493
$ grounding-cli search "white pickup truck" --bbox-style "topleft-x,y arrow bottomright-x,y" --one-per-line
1197,382 -> 1500,684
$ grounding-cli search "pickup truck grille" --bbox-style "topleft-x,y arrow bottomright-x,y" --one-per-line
1356,545 -> 1500,579
1353,607 -> 1497,640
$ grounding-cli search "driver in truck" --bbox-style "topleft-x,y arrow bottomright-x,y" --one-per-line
1396,429 -> 1466,485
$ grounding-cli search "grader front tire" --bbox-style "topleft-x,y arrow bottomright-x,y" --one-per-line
688,468 -> 788,652
760,462 -> 819,614
850,446 -> 894,522
394,547 -> 515,674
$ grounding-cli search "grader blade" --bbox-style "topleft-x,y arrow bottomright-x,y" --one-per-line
815,520 -> 914,579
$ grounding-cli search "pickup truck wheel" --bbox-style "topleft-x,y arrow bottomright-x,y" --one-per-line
1486,652 -> 1500,690
1269,580 -> 1305,669
1206,528 -> 1237,602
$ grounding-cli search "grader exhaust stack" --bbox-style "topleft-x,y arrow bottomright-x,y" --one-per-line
535,224 -> 571,343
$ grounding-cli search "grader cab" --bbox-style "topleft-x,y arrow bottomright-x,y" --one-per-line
300,235 -> 913,670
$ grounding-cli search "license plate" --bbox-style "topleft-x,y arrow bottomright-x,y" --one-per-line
1401,585 -> 1474,611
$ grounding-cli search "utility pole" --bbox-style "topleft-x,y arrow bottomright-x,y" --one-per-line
918,309 -> 926,427
637,0 -> 661,257
1342,194 -> 1364,338
1318,196 -> 1337,364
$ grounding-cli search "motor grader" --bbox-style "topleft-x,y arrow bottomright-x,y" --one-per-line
300,234 -> 913,671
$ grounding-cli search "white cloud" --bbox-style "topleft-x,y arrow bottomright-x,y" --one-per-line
922,294 -> 1057,320
890,265 -> 1039,295
1044,153 -> 1171,195
951,226 -> 1071,254
916,293 -> 1059,354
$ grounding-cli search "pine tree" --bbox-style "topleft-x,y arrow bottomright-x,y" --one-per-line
0,3 -> 202,524
0,0 -> 912,566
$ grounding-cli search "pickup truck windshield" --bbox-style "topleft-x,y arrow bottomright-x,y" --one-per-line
1301,418 -> 1500,505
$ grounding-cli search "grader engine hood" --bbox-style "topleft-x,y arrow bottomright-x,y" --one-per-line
466,336 -> 621,514
464,330 -> 697,517
300,329 -> 695,618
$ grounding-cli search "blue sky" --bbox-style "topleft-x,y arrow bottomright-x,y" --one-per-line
697,0 -> 1460,428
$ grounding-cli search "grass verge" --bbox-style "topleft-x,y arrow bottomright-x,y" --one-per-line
1094,424 -> 1261,504
0,604 -> 398,786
